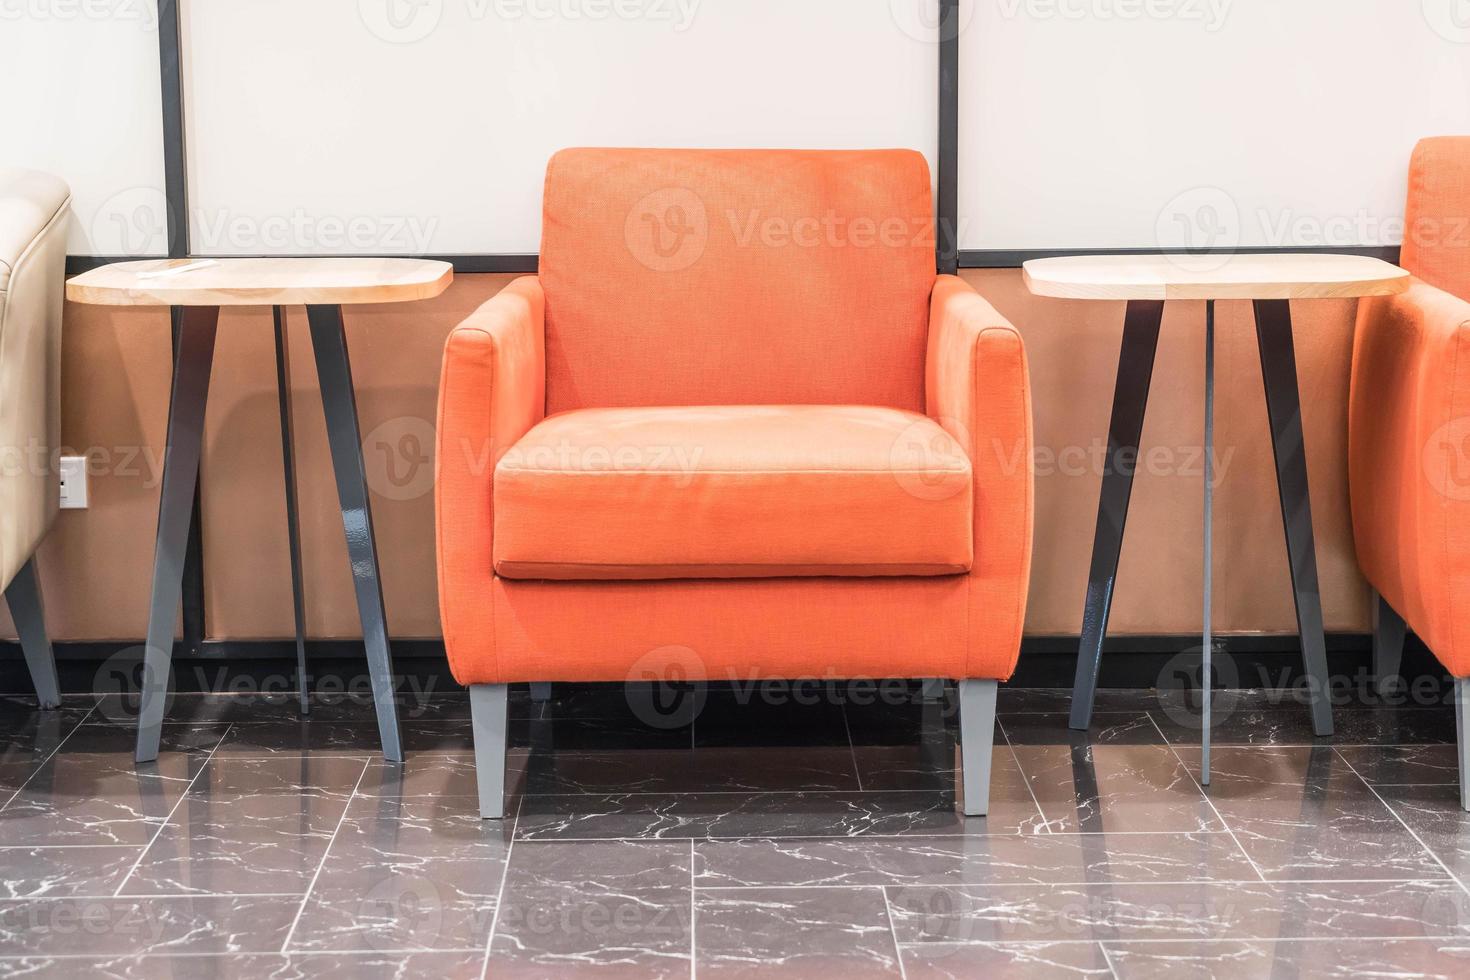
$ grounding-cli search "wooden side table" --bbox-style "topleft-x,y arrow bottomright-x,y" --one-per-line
66,257 -> 453,764
1023,253 -> 1410,782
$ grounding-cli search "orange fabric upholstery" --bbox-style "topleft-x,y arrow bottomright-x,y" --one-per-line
436,149 -> 1034,687
493,405 -> 973,580
539,148 -> 934,414
435,276 -> 545,686
927,276 -> 1035,680
491,576 -> 969,684
1400,137 -> 1470,302
1350,280 -> 1470,677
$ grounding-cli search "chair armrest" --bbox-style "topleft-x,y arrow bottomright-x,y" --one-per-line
927,274 -> 1034,681
435,275 -> 545,684
1351,277 -> 1470,674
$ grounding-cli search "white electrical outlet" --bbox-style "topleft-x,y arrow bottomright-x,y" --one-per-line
58,456 -> 89,509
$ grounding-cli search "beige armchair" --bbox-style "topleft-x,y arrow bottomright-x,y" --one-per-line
1,168 -> 69,708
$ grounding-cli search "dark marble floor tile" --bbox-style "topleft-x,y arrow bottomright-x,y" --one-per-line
285,793 -> 511,952
515,789 -> 1033,841
515,746 -> 863,795
118,787 -> 357,896
885,879 -> 1470,945
1182,746 -> 1447,881
0,951 -> 490,979
1377,783 -> 1470,882
1154,705 -> 1457,747
695,886 -> 900,977
694,832 -> 1258,888
357,754 -> 479,798
1009,743 -> 1221,834
899,941 -> 1113,978
0,894 -> 298,957
1336,744 -> 1462,785
211,721 -> 476,756
288,869 -> 498,953
0,846 -> 141,899
0,733 -> 225,847
1104,938 -> 1470,979
1000,712 -> 1164,746
0,700 -> 94,765
89,690 -> 503,728
490,883 -> 691,976
504,839 -> 692,892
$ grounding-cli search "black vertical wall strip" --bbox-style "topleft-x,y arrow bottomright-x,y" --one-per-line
156,0 -> 207,655
937,0 -> 960,276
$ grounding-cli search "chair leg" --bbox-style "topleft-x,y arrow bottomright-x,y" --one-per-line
1456,679 -> 1470,813
1372,591 -> 1407,699
529,682 -> 552,703
920,678 -> 945,702
470,684 -> 509,820
959,679 -> 999,817
4,558 -> 60,709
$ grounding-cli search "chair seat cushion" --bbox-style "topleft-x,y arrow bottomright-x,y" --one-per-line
493,405 -> 973,580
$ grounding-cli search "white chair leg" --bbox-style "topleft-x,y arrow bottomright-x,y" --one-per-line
470,684 -> 509,819
959,679 -> 998,817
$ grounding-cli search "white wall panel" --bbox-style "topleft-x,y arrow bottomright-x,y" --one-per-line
0,0 -> 166,255
959,0 -> 1470,251
182,0 -> 939,255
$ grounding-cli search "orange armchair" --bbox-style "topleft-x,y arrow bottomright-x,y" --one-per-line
1352,137 -> 1470,809
436,148 -> 1034,818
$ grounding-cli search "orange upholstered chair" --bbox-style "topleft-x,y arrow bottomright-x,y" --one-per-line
1351,136 -> 1470,809
436,148 -> 1034,818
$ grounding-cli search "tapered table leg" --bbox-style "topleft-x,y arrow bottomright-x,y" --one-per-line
1253,299 -> 1334,738
136,305 -> 219,763
305,304 -> 404,762
1071,300 -> 1166,730
1202,300 -> 1215,786
273,306 -> 310,716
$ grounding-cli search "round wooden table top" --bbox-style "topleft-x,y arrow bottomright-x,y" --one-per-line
1022,253 -> 1411,302
65,257 -> 454,307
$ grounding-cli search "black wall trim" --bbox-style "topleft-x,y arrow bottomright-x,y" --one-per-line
936,0 -> 959,276
960,245 -> 1404,270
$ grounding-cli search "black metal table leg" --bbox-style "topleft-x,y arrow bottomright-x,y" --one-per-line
1070,300 -> 1166,730
136,305 -> 219,763
1253,299 -> 1334,738
273,306 -> 310,716
305,304 -> 404,762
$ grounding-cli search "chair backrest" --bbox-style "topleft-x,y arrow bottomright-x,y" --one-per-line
1401,136 -> 1470,300
538,147 -> 936,415
0,168 -> 69,591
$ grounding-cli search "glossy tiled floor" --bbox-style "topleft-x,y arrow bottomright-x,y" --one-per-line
2,683 -> 1470,978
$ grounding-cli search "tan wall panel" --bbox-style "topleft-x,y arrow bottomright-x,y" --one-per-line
5,269 -> 1370,643
199,274 -> 518,640
0,302 -> 174,642
963,269 -> 1371,637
